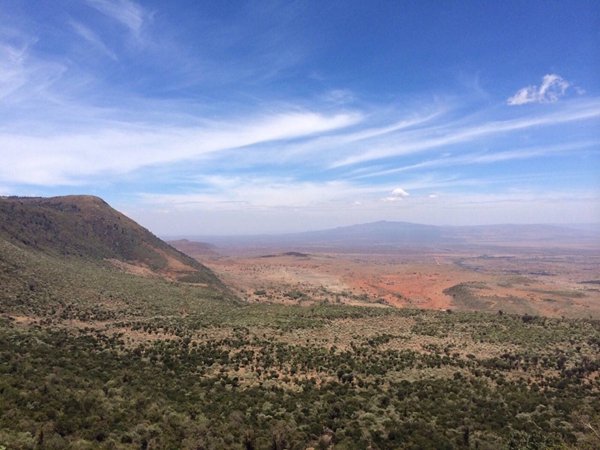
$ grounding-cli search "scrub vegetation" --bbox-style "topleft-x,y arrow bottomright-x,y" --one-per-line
1,196 -> 600,449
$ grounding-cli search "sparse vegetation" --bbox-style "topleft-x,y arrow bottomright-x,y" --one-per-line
2,299 -> 600,449
1,196 -> 600,449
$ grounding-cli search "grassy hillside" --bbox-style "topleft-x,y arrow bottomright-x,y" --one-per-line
167,239 -> 219,258
0,237 -> 229,319
0,195 -> 220,285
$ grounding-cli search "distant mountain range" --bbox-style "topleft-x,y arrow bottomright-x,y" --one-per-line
178,220 -> 600,252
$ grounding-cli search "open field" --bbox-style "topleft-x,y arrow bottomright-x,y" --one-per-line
190,245 -> 600,319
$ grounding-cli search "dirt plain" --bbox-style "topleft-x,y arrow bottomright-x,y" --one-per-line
181,242 -> 600,318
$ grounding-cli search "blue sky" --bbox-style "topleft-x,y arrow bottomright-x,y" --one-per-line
0,0 -> 599,235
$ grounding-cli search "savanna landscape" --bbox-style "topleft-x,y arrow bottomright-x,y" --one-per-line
1,195 -> 600,450
3,1 -> 599,449
192,248 -> 600,317
174,222 -> 600,319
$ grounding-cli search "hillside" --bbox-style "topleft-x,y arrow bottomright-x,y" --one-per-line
0,195 -> 228,319
0,195 -> 220,284
167,239 -> 219,258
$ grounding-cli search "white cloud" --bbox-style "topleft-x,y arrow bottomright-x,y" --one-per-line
381,188 -> 409,202
351,140 -> 599,179
280,109 -> 443,159
333,99 -> 600,167
391,188 -> 409,197
138,177 -> 387,210
0,111 -> 360,185
507,74 -> 570,105
70,21 -> 118,60
135,174 -> 461,212
84,0 -> 147,37
129,187 -> 600,235
0,27 -> 72,106
0,43 -> 25,99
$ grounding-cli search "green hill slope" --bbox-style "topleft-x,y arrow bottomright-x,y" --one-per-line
0,195 -> 219,284
0,236 -> 230,318
0,195 -> 230,318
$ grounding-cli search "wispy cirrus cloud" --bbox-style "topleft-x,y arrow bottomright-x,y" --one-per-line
0,26 -> 56,103
1,2 -> 598,232
0,39 -> 29,100
136,172 -> 492,212
332,98 -> 600,167
84,0 -> 148,38
137,178 -> 378,210
281,108 -> 445,159
507,74 -> 571,105
70,21 -> 118,61
350,141 -> 599,179
0,111 -> 360,185
132,173 -> 600,232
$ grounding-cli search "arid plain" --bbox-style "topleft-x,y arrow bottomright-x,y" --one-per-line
170,231 -> 600,319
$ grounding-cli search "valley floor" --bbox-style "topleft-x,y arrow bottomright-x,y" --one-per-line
198,245 -> 600,318
2,234 -> 600,449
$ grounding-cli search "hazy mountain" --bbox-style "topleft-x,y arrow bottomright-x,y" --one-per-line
182,220 -> 599,252
299,221 -> 445,244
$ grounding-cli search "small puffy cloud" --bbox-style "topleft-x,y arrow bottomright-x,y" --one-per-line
382,188 -> 409,202
391,188 -> 409,197
507,74 -> 570,105
429,194 -> 439,198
